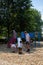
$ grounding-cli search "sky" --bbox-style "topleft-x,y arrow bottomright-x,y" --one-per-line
32,0 -> 43,20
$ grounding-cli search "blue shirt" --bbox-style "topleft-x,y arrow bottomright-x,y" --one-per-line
21,32 -> 25,39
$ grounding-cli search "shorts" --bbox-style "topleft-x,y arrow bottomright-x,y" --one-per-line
18,43 -> 23,48
26,41 -> 30,45
22,38 -> 26,42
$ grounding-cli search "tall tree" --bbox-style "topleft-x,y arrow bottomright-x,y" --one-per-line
25,8 -> 42,32
13,0 -> 32,32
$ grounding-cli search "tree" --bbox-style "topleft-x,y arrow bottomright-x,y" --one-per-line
12,0 -> 32,32
0,0 -> 42,38
24,8 -> 42,32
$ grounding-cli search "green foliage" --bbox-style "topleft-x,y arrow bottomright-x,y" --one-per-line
11,0 -> 32,32
25,8 -> 42,32
0,0 -> 42,38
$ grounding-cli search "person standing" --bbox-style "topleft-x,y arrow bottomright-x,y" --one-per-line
11,30 -> 17,52
7,30 -> 17,52
24,31 -> 30,52
17,37 -> 23,54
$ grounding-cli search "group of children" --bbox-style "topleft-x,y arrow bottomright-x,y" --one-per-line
7,30 -> 31,54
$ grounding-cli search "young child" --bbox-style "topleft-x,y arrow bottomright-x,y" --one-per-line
17,37 -> 23,54
11,43 -> 17,53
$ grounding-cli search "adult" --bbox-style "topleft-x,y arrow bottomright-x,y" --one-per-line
7,30 -> 17,49
11,30 -> 17,52
24,31 -> 30,52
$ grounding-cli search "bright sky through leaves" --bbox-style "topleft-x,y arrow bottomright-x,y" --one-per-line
32,0 -> 43,20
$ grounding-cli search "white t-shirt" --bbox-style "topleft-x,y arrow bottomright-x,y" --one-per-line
25,34 -> 30,42
17,37 -> 22,48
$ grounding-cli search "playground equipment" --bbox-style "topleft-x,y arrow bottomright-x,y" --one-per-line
21,32 -> 41,48
29,32 -> 41,47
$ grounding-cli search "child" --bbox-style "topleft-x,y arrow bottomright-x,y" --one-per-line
17,37 -> 23,54
11,43 -> 17,53
7,37 -> 16,48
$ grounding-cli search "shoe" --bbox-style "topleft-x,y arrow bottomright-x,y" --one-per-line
26,49 -> 30,52
19,52 -> 23,54
12,51 -> 15,53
